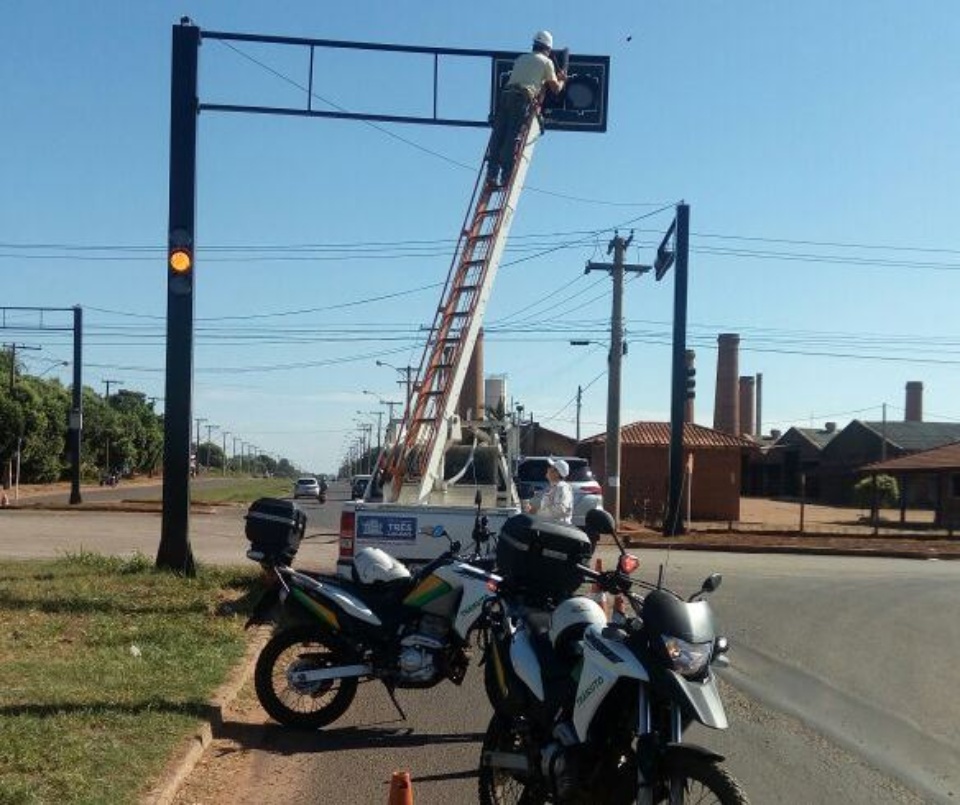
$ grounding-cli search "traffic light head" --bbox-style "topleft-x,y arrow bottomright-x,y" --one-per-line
685,366 -> 696,400
168,227 -> 193,295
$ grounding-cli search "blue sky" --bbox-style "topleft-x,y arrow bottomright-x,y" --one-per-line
3,1 -> 959,474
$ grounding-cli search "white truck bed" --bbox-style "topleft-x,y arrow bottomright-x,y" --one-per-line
337,494 -> 520,578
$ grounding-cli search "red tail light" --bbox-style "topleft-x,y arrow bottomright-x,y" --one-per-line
579,483 -> 602,496
339,510 -> 356,558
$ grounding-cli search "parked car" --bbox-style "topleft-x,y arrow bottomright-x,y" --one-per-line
293,476 -> 321,499
514,456 -> 603,527
350,474 -> 372,500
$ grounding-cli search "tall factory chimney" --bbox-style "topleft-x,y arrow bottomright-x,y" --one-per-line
684,350 -> 696,423
713,333 -> 740,435
905,381 -> 923,422
738,376 -> 756,436
458,328 -> 485,421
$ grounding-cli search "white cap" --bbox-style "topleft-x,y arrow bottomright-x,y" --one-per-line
547,457 -> 570,478
533,30 -> 553,49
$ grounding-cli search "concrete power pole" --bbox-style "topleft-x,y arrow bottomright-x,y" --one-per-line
586,232 -> 650,524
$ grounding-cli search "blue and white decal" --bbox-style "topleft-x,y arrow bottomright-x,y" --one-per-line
356,514 -> 417,542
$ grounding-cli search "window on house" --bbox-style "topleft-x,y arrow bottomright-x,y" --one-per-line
952,473 -> 960,498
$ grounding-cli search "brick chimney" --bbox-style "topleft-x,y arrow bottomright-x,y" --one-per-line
713,333 -> 740,435
738,376 -> 756,436
905,381 -> 923,422
458,328 -> 485,421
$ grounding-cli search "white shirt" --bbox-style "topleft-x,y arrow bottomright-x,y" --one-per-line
534,480 -> 574,524
506,52 -> 558,98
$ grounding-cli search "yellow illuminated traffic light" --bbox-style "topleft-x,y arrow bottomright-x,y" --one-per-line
169,248 -> 192,273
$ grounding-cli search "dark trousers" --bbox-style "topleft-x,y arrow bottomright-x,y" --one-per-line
487,88 -> 531,179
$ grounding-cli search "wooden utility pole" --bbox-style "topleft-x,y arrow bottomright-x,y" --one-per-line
586,232 -> 650,524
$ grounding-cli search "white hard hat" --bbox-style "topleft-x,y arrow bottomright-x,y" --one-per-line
533,30 -> 553,49
547,457 -> 569,478
549,596 -> 608,654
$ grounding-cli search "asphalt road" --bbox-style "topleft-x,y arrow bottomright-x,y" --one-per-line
176,550 -> 959,804
3,484 -> 958,802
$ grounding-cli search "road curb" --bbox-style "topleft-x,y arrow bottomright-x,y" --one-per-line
619,539 -> 960,560
142,627 -> 271,805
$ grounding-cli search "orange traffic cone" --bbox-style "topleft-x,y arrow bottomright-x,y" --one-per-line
388,770 -> 414,805
590,558 -> 610,619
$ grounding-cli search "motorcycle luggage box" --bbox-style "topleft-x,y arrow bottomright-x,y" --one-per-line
245,497 -> 307,562
496,514 -> 593,597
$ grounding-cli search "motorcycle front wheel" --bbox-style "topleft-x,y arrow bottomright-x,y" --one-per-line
657,753 -> 750,804
254,625 -> 359,729
478,714 -> 546,805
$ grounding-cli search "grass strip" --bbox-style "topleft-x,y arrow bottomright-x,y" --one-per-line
0,552 -> 260,804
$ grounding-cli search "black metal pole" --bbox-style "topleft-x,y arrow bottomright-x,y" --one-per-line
157,20 -> 199,575
665,203 -> 690,537
69,306 -> 83,504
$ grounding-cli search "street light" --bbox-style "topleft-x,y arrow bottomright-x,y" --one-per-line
34,360 -> 69,379
375,360 -> 415,413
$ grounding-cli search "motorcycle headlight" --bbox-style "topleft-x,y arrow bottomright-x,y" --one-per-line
661,635 -> 713,678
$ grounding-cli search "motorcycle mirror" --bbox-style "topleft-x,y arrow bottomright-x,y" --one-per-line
431,525 -> 447,539
474,489 -> 482,507
701,573 -> 722,594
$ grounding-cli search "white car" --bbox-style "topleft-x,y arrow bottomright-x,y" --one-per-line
293,477 -> 320,499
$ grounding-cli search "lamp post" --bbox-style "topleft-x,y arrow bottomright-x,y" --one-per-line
102,379 -> 124,477
375,360 -> 415,416
221,431 -> 230,477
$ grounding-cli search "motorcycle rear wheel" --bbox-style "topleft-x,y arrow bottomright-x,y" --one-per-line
657,754 -> 750,804
254,625 -> 359,729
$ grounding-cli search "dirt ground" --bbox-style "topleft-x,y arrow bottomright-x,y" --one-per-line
619,496 -> 960,559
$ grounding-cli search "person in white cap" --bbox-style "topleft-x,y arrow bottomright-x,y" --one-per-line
526,457 -> 574,524
486,30 -> 566,186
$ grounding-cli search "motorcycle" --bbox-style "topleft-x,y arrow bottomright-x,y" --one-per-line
478,508 -> 749,804
244,495 -> 499,729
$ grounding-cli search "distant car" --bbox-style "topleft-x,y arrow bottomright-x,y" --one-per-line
350,474 -> 372,500
293,477 -> 320,499
514,456 -> 603,527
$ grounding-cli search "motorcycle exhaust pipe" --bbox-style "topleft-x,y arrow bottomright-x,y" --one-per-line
482,751 -> 531,773
290,664 -> 372,684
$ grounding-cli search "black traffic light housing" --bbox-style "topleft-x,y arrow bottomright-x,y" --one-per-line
686,366 -> 696,400
491,52 -> 610,132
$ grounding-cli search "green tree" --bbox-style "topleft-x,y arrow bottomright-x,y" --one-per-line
853,474 -> 900,509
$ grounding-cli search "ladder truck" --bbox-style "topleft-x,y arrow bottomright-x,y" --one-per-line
337,92 -> 548,577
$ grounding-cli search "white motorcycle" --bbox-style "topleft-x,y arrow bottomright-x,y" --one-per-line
478,509 -> 749,804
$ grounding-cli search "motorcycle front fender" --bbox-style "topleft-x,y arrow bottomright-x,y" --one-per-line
662,742 -> 725,768
652,667 -> 728,730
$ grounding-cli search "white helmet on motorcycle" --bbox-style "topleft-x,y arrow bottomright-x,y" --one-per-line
352,547 -> 412,584
533,30 -> 553,50
549,596 -> 608,657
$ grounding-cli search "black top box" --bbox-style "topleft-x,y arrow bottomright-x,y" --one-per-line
245,497 -> 307,563
496,513 -> 593,597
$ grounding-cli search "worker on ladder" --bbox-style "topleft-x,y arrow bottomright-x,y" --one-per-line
486,30 -> 566,186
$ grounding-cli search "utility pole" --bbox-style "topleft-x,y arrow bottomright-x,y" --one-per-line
194,418 -> 206,470
576,385 -> 583,443
5,343 -> 42,392
221,431 -> 230,476
102,379 -> 124,476
205,423 -> 216,468
585,231 -> 650,524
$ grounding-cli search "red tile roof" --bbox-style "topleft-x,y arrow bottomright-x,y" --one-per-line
582,421 -> 757,449
862,440 -> 960,473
